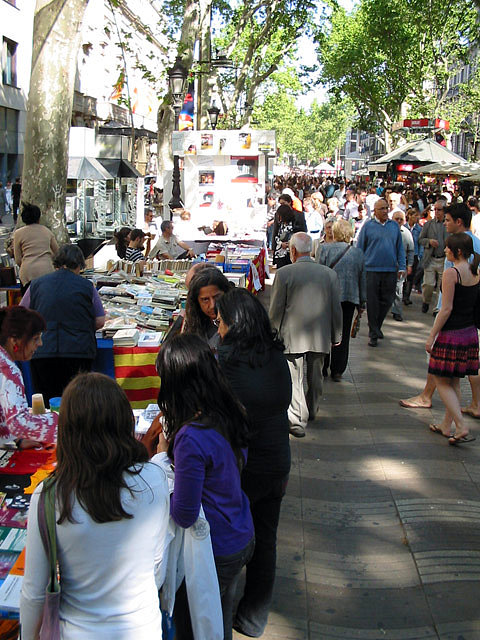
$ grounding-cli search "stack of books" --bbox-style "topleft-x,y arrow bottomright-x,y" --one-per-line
112,328 -> 140,347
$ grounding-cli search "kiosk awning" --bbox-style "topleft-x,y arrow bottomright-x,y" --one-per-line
97,158 -> 142,178
68,157 -> 113,180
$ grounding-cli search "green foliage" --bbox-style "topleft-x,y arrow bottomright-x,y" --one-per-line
317,0 -> 480,148
252,92 -> 354,162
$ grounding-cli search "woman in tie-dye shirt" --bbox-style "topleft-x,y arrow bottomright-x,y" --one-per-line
0,306 -> 57,448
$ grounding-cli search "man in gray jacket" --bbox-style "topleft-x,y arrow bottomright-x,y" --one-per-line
269,232 -> 343,437
418,199 -> 447,313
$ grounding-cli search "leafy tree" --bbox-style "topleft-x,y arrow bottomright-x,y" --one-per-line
317,0 -> 480,152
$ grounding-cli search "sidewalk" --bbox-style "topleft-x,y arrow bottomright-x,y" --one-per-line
238,288 -> 480,640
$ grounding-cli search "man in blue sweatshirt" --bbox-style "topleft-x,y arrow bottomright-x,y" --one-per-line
356,198 -> 406,347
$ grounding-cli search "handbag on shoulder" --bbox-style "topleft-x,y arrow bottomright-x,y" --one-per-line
37,477 -> 61,640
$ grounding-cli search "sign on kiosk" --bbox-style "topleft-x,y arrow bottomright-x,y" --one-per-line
170,130 -> 276,236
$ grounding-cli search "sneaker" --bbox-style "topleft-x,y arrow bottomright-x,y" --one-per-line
422,303 -> 429,313
289,425 -> 306,438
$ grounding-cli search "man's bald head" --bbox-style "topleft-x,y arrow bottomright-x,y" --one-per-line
374,198 -> 389,223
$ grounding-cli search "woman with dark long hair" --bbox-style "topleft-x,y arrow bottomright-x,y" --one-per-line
426,233 -> 480,444
216,288 -> 291,637
20,372 -> 170,639
156,334 -> 254,640
113,226 -> 131,259
182,267 -> 231,348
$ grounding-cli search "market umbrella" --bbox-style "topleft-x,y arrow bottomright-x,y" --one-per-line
314,162 -> 336,172
412,161 -> 457,174
369,138 -> 467,172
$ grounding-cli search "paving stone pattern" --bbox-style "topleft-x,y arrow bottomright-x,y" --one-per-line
234,287 -> 480,640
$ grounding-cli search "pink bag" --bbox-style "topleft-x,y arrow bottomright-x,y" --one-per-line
37,478 -> 61,640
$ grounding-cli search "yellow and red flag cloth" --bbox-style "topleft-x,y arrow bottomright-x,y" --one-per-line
113,345 -> 160,409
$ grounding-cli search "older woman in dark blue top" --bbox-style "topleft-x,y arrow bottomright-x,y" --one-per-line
156,334 -> 254,640
216,288 -> 292,638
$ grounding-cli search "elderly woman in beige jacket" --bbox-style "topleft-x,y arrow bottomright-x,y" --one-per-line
13,203 -> 58,294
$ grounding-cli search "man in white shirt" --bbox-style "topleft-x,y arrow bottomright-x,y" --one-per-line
468,196 -> 480,238
149,220 -> 196,260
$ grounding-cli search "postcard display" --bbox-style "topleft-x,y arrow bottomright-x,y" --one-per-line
172,130 -> 276,235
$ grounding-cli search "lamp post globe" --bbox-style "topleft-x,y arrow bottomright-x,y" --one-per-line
207,105 -> 221,130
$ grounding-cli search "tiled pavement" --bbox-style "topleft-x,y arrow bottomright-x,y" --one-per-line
235,287 -> 480,640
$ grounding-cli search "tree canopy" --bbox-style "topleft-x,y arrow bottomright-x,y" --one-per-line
316,0 -> 480,151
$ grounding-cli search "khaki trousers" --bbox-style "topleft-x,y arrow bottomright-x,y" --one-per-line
286,352 -> 325,428
422,256 -> 444,304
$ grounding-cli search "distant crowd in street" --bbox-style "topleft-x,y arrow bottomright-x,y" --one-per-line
266,172 -> 480,447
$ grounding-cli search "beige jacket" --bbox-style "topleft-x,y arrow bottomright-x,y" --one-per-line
13,224 -> 58,285
269,256 -> 343,354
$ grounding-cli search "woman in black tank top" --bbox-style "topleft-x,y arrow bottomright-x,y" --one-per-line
426,233 -> 480,445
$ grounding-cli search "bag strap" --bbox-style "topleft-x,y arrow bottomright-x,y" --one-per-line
37,477 -> 60,593
329,245 -> 351,270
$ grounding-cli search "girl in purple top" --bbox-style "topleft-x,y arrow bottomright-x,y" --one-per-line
156,334 -> 254,640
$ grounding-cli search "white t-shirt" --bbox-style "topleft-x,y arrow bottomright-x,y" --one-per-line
472,212 -> 480,239
20,461 -> 170,640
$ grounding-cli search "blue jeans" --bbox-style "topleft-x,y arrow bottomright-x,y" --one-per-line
234,472 -> 289,637
174,536 -> 255,640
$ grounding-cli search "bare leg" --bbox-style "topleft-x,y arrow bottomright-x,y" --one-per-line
433,375 -> 469,438
462,375 -> 480,417
400,373 -> 436,408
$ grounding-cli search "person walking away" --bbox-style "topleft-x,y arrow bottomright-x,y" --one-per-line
11,177 -> 21,224
5,181 -> 12,216
403,208 -> 423,304
356,199 -> 406,347
390,211 -> 414,321
418,199 -> 447,313
270,232 -> 342,437
0,183 -> 6,223
316,219 -> 366,380
13,203 -> 59,295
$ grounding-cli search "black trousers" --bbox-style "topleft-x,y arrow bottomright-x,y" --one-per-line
324,301 -> 356,377
366,271 -> 397,339
174,537 -> 255,640
234,471 -> 289,637
30,357 -> 93,407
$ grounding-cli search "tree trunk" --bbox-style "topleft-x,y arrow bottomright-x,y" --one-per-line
20,0 -> 89,244
156,0 -> 202,189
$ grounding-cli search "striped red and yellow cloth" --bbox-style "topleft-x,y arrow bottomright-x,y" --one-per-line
113,345 -> 160,409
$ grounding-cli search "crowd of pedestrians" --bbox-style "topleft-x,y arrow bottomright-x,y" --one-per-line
2,172 -> 480,639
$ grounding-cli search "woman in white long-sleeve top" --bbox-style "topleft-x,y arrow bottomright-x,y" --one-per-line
20,372 -> 170,640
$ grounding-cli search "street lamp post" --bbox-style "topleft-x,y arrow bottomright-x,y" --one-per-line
207,104 -> 221,130
167,57 -> 188,214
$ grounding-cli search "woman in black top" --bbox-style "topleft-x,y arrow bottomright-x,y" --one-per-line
427,233 -> 479,445
216,288 -> 292,637
273,204 -> 303,269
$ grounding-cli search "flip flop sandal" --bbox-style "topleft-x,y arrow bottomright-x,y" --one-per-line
429,424 -> 452,438
448,435 -> 476,445
461,408 -> 480,419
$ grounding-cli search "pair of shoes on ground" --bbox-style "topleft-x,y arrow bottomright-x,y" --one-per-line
422,303 -> 429,313
392,313 -> 403,321
331,373 -> 342,382
289,425 -> 305,438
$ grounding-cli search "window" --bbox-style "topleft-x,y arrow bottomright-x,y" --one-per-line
3,38 -> 17,86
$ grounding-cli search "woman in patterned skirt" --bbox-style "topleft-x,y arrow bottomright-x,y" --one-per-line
426,233 -> 480,445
